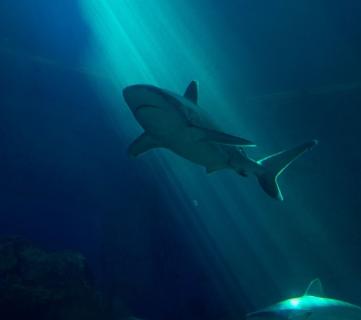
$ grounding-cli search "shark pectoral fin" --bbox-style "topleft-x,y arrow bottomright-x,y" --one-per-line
184,80 -> 199,104
191,125 -> 256,146
128,132 -> 161,157
304,278 -> 324,297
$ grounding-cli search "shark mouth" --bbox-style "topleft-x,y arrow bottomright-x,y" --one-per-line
134,104 -> 161,113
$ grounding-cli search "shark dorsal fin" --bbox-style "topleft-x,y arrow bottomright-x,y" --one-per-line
304,278 -> 324,296
184,80 -> 198,104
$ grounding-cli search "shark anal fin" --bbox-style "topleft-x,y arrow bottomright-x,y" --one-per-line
184,80 -> 199,104
305,278 -> 324,297
190,125 -> 255,146
128,132 -> 160,157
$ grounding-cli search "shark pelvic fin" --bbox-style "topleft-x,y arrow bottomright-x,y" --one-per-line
184,80 -> 199,104
190,125 -> 256,146
304,279 -> 324,297
128,132 -> 161,157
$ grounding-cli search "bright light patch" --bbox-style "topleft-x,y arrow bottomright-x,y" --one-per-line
290,298 -> 300,307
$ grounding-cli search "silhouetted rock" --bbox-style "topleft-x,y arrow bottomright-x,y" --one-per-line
0,236 -> 116,319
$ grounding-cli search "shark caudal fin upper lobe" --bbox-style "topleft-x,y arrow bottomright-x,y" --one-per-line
257,140 -> 318,200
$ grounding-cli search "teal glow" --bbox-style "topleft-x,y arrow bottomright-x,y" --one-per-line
78,0 -> 357,316
290,298 -> 301,307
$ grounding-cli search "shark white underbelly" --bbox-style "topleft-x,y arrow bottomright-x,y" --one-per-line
123,80 -> 318,200
133,92 -> 247,172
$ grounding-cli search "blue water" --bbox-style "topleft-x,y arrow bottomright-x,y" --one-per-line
0,1 -> 361,319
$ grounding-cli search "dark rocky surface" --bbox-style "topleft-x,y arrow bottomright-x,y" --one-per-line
0,236 -> 130,320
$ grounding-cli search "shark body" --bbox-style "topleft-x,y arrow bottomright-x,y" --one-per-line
247,279 -> 361,320
123,81 -> 317,200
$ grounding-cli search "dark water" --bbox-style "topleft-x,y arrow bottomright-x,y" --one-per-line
0,1 -> 361,319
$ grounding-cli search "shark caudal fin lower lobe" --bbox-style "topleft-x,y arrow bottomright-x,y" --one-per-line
257,140 -> 318,200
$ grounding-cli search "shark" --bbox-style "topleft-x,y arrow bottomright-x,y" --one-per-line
247,279 -> 361,320
123,80 -> 318,200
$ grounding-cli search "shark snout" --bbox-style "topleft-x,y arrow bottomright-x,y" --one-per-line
123,85 -> 142,109
123,84 -> 162,113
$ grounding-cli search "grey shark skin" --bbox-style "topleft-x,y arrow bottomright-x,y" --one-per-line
123,81 -> 318,200
247,279 -> 361,320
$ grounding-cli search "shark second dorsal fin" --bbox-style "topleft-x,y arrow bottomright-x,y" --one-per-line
184,80 -> 198,104
304,279 -> 324,296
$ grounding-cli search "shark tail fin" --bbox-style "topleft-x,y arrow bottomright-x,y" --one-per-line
256,140 -> 318,200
